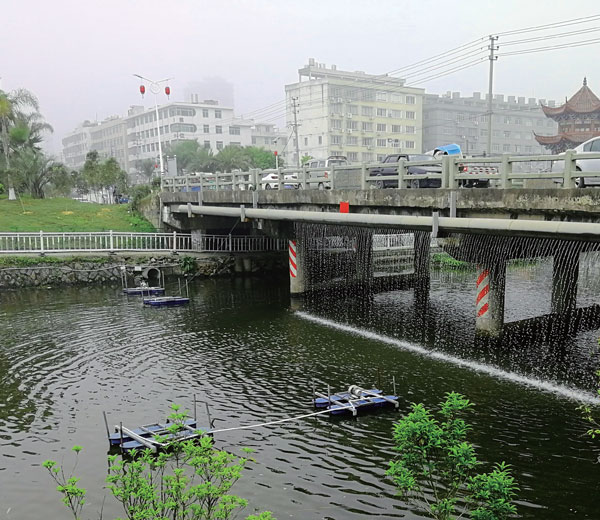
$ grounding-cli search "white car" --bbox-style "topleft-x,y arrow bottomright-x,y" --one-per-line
261,171 -> 300,190
552,135 -> 600,187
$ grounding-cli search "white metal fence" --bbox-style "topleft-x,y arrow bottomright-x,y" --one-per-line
0,232 -> 287,254
161,150 -> 600,192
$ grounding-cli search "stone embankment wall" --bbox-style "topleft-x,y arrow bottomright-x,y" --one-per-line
0,253 -> 286,289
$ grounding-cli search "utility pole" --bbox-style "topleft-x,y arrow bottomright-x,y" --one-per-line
486,35 -> 499,156
291,96 -> 300,167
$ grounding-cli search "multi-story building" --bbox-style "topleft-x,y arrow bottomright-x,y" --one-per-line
285,59 -> 424,165
89,115 -> 129,172
61,122 -> 94,169
125,100 -> 253,169
423,91 -> 558,156
251,123 -> 287,159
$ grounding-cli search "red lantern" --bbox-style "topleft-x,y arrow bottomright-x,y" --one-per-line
165,86 -> 171,96
139,84 -> 146,96
274,151 -> 278,156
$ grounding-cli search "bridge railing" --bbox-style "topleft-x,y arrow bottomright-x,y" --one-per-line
0,232 -> 286,254
161,150 -> 600,192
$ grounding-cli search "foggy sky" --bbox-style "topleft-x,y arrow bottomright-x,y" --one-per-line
2,0 -> 599,154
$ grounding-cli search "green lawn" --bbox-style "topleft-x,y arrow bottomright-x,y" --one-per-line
0,196 -> 155,232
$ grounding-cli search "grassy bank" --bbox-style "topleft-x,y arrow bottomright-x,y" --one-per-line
0,196 -> 155,232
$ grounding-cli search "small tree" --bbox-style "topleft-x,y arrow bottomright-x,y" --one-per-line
387,392 -> 518,520
44,405 -> 274,520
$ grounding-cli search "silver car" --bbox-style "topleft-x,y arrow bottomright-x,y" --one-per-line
552,136 -> 600,187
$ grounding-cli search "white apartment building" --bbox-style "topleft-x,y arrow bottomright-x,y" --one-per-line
285,59 -> 425,165
126,101 -> 253,170
89,116 -> 130,172
251,123 -> 288,158
61,123 -> 94,169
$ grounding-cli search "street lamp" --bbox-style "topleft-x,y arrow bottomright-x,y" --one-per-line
134,74 -> 172,179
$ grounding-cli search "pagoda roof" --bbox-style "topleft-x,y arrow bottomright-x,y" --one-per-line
542,78 -> 600,117
534,131 -> 599,147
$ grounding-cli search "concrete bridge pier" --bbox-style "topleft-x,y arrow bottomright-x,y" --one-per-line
475,261 -> 507,336
551,248 -> 580,316
289,239 -> 306,296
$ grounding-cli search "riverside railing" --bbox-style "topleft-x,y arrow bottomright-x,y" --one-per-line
161,150 -> 600,192
0,232 -> 286,255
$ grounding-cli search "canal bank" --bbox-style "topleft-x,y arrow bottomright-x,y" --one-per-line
0,251 -> 287,289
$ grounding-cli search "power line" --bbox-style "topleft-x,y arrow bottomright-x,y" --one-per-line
499,36 -> 600,56
502,25 -> 600,46
496,13 -> 600,37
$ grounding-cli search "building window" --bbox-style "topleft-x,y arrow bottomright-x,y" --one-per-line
348,151 -> 358,161
348,105 -> 358,115
405,125 -> 415,134
503,144 -> 510,152
390,93 -> 403,103
204,141 -> 210,149
203,125 -> 209,133
376,108 -> 387,117
392,124 -> 403,133
331,135 -> 342,145
216,125 -> 222,134
318,136 -> 322,145
405,140 -> 415,149
229,126 -> 240,135
216,141 -> 223,150
493,144 -> 500,152
304,137 -> 308,146
504,116 -> 511,124
504,131 -> 511,138
362,106 -> 373,117
376,123 -> 387,132
203,109 -> 209,117
362,137 -> 373,146
215,110 -> 222,119
331,103 -> 343,114
251,136 -> 257,144
347,135 -> 358,146
514,145 -> 521,153
347,120 -> 358,131
377,138 -> 387,147
331,118 -> 342,129
405,111 -> 416,120
376,92 -> 387,102
362,152 -> 374,161
405,95 -> 416,104
362,122 -> 373,132
231,141 -> 241,147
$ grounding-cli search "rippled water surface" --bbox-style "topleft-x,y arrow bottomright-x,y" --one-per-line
1,274 -> 600,519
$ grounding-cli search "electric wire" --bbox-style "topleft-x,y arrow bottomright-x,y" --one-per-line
496,13 -> 600,37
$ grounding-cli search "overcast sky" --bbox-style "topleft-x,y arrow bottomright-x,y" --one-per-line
2,0 -> 599,153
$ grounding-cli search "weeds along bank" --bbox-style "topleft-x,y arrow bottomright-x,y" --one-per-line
0,253 -> 287,289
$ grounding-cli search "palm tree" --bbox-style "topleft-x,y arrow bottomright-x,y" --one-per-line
0,88 -> 42,200
215,145 -> 251,172
11,148 -> 63,199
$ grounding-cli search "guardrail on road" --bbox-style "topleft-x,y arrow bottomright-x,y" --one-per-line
161,150 -> 600,192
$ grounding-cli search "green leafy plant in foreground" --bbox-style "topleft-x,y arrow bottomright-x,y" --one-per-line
43,405 -> 274,520
387,392 -> 519,520
579,339 -> 600,441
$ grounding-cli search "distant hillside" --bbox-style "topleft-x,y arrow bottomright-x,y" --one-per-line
0,197 -> 156,232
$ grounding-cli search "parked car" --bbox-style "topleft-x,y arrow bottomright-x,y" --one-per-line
261,171 -> 300,189
552,135 -> 600,187
370,154 -> 442,188
305,156 -> 351,189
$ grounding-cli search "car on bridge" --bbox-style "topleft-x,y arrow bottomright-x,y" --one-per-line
552,135 -> 600,187
370,153 -> 442,188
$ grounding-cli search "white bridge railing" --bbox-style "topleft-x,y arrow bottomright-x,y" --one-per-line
0,232 -> 287,255
161,150 -> 600,192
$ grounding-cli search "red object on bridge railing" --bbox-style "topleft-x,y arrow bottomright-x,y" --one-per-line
339,201 -> 349,213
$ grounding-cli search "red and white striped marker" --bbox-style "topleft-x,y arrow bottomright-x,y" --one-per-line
476,267 -> 490,318
289,240 -> 297,278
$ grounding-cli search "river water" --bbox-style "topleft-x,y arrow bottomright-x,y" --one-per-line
1,265 -> 600,519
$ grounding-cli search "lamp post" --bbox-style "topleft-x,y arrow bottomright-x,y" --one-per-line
134,74 -> 172,180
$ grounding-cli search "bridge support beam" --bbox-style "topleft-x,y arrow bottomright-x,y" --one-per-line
551,249 -> 580,315
475,261 -> 506,336
289,239 -> 306,295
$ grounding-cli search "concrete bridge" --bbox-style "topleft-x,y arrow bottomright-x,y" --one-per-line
157,187 -> 600,338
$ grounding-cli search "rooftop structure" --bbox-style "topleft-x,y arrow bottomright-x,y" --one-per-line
535,78 -> 600,153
